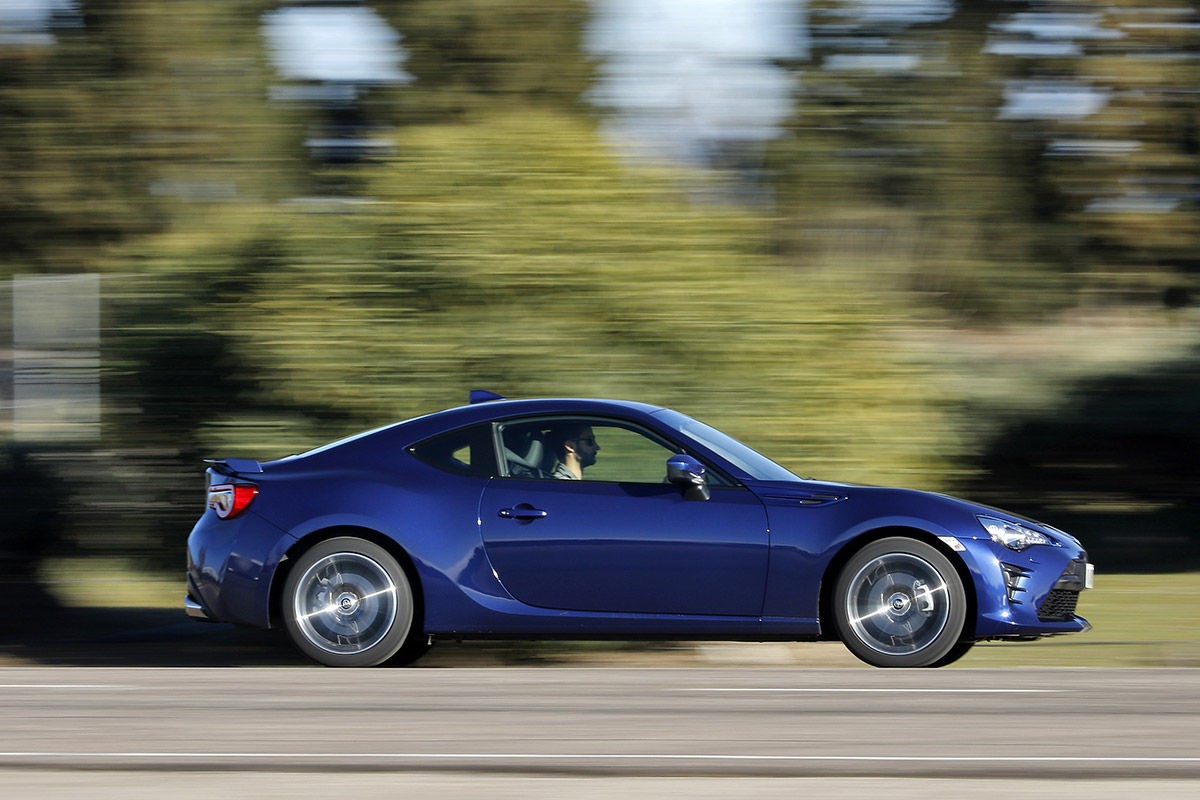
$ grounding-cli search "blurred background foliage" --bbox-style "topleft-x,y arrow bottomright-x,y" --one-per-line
1,0 -> 1198,576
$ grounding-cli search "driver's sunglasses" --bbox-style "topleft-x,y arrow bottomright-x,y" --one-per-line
573,436 -> 597,446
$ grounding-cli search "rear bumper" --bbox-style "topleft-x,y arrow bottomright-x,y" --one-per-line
184,593 -> 212,621
186,508 -> 295,629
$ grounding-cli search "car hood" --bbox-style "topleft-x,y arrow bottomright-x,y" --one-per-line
744,478 -> 1075,544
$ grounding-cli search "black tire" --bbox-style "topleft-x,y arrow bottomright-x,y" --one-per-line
282,537 -> 420,667
930,638 -> 975,668
833,537 -> 969,668
385,636 -> 434,667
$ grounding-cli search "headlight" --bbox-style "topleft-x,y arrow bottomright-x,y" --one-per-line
978,515 -> 1054,551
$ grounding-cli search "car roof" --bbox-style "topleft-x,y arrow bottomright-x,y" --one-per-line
288,397 -> 669,462
416,397 -> 667,432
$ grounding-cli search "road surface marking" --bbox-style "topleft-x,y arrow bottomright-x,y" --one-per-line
678,688 -> 1062,693
0,685 -> 134,690
0,752 -> 1195,764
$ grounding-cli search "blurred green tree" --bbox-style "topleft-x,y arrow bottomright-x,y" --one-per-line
0,0 -> 1195,573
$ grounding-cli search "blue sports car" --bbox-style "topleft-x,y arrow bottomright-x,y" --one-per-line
185,391 -> 1093,668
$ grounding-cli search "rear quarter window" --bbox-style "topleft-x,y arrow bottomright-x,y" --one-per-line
408,424 -> 497,478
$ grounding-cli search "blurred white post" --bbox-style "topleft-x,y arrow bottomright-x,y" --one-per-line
8,274 -> 100,443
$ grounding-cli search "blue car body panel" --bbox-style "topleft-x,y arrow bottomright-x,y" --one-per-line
186,397 -> 1091,645
478,479 -> 769,616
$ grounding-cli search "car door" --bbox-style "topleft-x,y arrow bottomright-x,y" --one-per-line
479,417 -> 770,616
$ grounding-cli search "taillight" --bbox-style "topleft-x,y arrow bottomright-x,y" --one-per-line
208,483 -> 259,519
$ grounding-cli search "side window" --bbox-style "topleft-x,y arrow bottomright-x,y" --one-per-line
583,425 -> 678,483
409,423 -> 497,478
498,417 -> 685,484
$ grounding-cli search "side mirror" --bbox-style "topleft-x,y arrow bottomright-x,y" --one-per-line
667,454 -> 711,501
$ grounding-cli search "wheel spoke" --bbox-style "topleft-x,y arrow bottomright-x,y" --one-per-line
849,602 -> 897,627
355,586 -> 397,603
293,552 -> 399,655
298,602 -> 340,622
845,552 -> 950,656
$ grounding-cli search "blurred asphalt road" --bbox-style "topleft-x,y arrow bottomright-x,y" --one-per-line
0,663 -> 1198,798
3,605 -> 1198,796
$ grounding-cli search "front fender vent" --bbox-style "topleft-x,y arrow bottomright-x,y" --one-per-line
760,493 -> 848,507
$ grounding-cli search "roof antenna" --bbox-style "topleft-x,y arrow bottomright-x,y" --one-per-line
469,389 -> 506,404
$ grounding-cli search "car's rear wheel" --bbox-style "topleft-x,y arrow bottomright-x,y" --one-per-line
283,537 -> 419,667
834,537 -> 969,668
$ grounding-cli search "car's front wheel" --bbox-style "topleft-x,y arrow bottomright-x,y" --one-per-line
834,537 -> 969,668
282,537 -> 420,667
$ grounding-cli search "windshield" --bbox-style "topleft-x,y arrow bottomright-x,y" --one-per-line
652,409 -> 801,482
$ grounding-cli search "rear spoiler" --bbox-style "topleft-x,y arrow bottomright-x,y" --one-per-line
204,458 -> 264,476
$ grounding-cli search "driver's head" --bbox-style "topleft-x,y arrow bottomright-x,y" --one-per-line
550,423 -> 599,469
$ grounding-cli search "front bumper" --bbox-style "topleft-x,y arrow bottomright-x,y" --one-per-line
1035,557 -> 1093,623
955,536 -> 1093,639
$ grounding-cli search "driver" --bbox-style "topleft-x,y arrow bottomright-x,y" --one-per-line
547,423 -> 600,480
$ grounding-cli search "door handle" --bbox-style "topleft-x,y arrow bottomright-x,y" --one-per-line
498,504 -> 548,521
